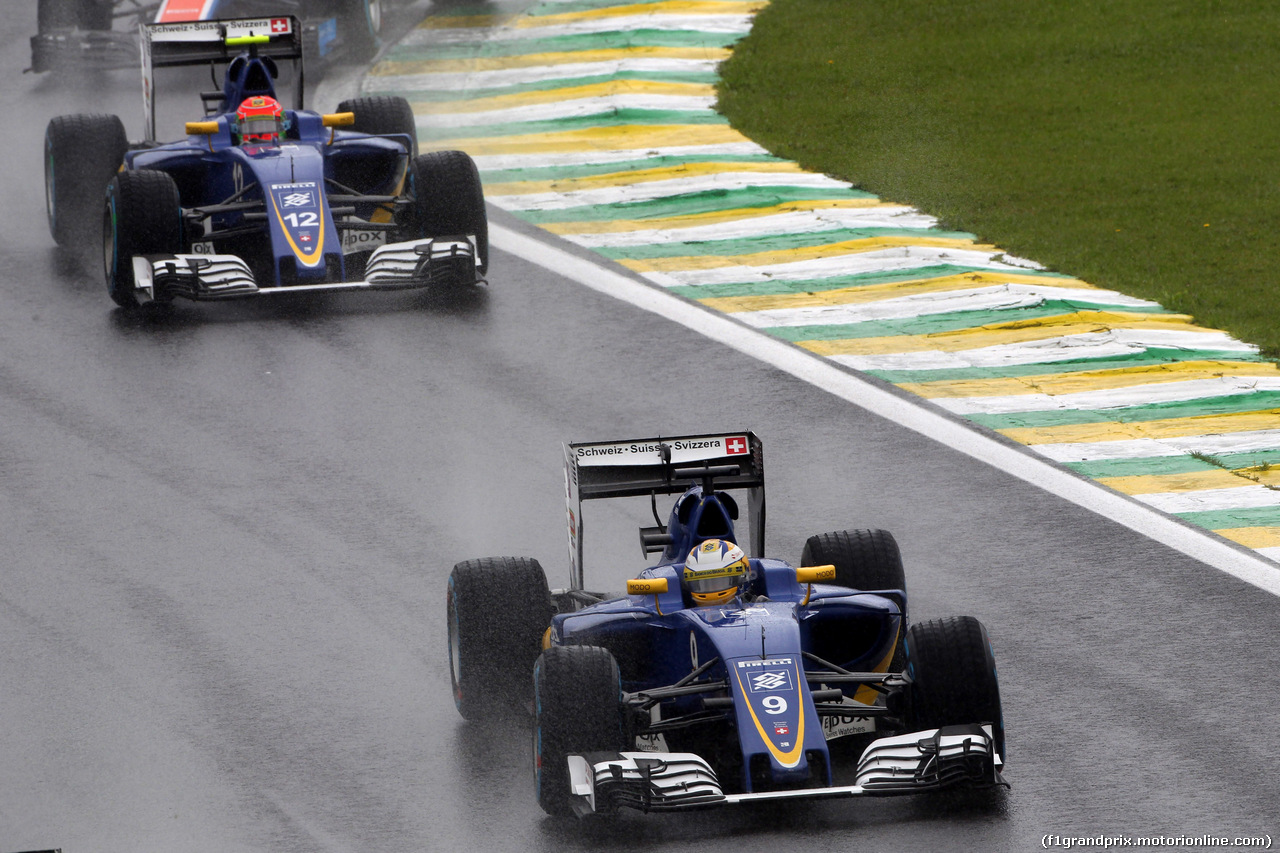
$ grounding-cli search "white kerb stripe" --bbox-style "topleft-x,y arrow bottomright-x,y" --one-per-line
1136,486 -> 1280,513
421,95 -> 717,128
561,207 -> 939,247
402,15 -> 758,44
831,330 -> 1254,373
935,376 -> 1280,416
1031,428 -> 1280,462
470,142 -> 771,172
365,58 -> 724,93
734,284 -> 1161,329
638,246 -> 1038,288
488,172 -> 852,210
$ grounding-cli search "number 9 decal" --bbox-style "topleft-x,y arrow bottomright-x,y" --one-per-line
762,695 -> 788,714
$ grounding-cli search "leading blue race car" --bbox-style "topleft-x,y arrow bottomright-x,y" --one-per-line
43,16 -> 487,308
447,432 -> 1007,817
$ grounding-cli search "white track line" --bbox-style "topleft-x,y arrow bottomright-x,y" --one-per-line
493,221 -> 1280,596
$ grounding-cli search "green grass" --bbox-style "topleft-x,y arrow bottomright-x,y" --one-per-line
717,0 -> 1280,356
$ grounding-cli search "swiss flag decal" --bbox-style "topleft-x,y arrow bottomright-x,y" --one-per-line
271,18 -> 290,33
726,436 -> 748,455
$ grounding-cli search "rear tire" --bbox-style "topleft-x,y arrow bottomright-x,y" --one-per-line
409,150 -> 489,275
46,113 -> 128,248
801,528 -> 905,594
802,528 -> 906,668
448,557 -> 553,721
534,645 -> 626,816
335,95 -> 417,157
338,0 -> 383,56
104,170 -> 182,308
905,616 -> 1005,760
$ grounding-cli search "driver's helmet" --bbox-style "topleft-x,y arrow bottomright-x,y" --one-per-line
683,539 -> 749,606
235,95 -> 285,144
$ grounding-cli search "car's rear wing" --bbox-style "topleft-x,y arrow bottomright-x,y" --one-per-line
141,16 -> 305,141
563,432 -> 765,590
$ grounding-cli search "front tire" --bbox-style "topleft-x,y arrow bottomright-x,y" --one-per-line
104,170 -> 182,308
46,113 -> 128,248
448,557 -> 553,721
905,615 -> 1005,761
38,0 -> 113,31
534,645 -> 627,816
409,150 -> 489,276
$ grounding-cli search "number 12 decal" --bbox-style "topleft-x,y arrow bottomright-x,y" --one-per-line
284,212 -> 319,227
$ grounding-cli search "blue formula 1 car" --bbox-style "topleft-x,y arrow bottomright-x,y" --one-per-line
30,0 -> 394,73
43,16 -> 486,308
447,432 -> 1007,817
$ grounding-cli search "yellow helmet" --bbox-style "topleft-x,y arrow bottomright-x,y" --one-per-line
683,539 -> 748,606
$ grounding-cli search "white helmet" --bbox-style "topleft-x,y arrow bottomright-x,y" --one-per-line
683,539 -> 748,606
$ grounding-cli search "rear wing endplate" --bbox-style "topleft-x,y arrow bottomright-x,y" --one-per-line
141,16 -> 305,141
563,432 -> 765,590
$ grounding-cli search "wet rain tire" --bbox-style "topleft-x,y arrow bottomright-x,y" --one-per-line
447,557 -> 553,721
338,0 -> 383,55
801,528 -> 905,594
104,170 -> 182,308
409,149 -> 488,275
39,0 -> 112,31
534,645 -> 626,816
335,94 -> 417,156
905,615 -> 1005,760
802,528 -> 906,667
45,113 -> 128,248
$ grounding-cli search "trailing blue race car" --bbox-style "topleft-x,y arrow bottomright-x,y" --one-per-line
30,0 -> 394,73
447,432 -> 1007,817
43,16 -> 487,307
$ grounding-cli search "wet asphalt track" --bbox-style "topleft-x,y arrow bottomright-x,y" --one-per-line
2,3 -> 1280,851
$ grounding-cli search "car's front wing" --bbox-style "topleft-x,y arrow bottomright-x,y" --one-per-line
565,724 -> 1005,817
131,237 -> 480,303
30,30 -> 139,74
